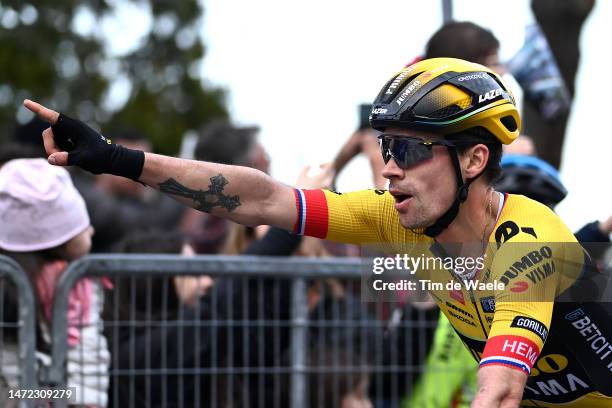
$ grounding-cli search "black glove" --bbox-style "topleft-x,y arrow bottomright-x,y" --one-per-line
51,114 -> 145,180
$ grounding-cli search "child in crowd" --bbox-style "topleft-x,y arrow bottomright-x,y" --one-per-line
0,158 -> 110,407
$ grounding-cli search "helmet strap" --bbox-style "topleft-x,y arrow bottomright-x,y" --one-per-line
424,145 -> 483,238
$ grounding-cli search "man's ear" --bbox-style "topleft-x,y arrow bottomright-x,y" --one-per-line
463,144 -> 490,179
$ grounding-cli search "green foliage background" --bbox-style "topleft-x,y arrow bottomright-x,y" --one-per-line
0,0 -> 228,155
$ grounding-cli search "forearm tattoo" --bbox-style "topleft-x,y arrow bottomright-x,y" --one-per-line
158,174 -> 241,213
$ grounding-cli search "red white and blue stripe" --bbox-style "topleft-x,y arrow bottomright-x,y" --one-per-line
480,356 -> 531,374
294,188 -> 307,235
292,189 -> 329,238
480,335 -> 540,375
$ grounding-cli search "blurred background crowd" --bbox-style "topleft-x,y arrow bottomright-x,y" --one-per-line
0,0 -> 610,407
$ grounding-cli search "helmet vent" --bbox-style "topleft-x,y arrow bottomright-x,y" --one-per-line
500,115 -> 518,132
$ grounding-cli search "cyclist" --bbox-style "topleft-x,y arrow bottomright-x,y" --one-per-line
25,57 -> 611,407
404,154 -> 608,408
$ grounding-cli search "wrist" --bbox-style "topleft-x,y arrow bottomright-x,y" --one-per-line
108,144 -> 145,181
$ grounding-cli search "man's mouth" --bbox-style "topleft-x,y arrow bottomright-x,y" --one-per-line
390,191 -> 414,205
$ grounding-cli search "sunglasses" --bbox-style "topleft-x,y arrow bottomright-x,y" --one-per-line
378,134 -> 455,169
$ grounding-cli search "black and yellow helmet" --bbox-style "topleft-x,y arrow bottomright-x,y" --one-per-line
370,57 -> 520,144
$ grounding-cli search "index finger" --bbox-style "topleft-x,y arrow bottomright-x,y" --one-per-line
23,99 -> 60,125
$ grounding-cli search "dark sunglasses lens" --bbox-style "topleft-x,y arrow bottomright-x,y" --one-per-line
380,136 -> 434,169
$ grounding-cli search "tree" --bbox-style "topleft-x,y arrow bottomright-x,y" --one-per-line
0,0 -> 227,155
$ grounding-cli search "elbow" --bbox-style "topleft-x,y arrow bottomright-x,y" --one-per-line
238,171 -> 281,228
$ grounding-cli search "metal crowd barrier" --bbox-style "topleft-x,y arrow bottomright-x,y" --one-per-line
0,255 -> 38,407
4,251 -> 611,407
47,255 -> 363,408
38,254 -> 440,408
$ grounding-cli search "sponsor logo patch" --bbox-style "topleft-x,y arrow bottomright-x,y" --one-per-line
480,335 -> 541,374
449,288 -> 465,304
509,281 -> 529,293
480,296 -> 496,313
564,308 -> 585,321
498,246 -> 553,286
385,68 -> 414,95
511,316 -> 548,342
457,73 -> 487,82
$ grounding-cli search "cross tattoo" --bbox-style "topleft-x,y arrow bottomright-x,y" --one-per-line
158,174 -> 241,213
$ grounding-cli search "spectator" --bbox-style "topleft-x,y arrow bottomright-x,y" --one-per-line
194,120 -> 263,170
425,21 -> 501,69
425,21 -> 524,111
0,158 -> 109,407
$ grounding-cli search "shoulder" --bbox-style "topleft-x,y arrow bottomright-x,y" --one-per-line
488,194 -> 584,291
492,194 -> 576,245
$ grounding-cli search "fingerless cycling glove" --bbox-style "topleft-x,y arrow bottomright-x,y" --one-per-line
51,114 -> 145,180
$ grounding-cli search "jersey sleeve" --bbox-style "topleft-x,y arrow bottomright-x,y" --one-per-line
292,188 -> 422,245
480,219 -> 583,375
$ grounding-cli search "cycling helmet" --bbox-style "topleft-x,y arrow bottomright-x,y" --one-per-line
496,154 -> 567,208
370,58 -> 521,237
370,57 -> 520,144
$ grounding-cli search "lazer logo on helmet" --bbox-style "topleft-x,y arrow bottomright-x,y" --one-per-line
479,89 -> 502,103
458,73 -> 487,82
385,68 -> 414,95
395,80 -> 421,106
371,108 -> 388,115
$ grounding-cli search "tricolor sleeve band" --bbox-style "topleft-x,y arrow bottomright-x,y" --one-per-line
480,335 -> 540,375
292,189 -> 329,238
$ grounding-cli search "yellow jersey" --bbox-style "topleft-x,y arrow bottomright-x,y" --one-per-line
292,188 -> 611,407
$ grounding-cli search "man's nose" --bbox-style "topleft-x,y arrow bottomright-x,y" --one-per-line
381,157 -> 404,180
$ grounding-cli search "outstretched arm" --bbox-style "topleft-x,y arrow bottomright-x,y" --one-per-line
140,153 -> 295,228
24,99 -> 296,230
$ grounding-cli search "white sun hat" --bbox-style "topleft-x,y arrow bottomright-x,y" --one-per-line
0,158 -> 90,252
